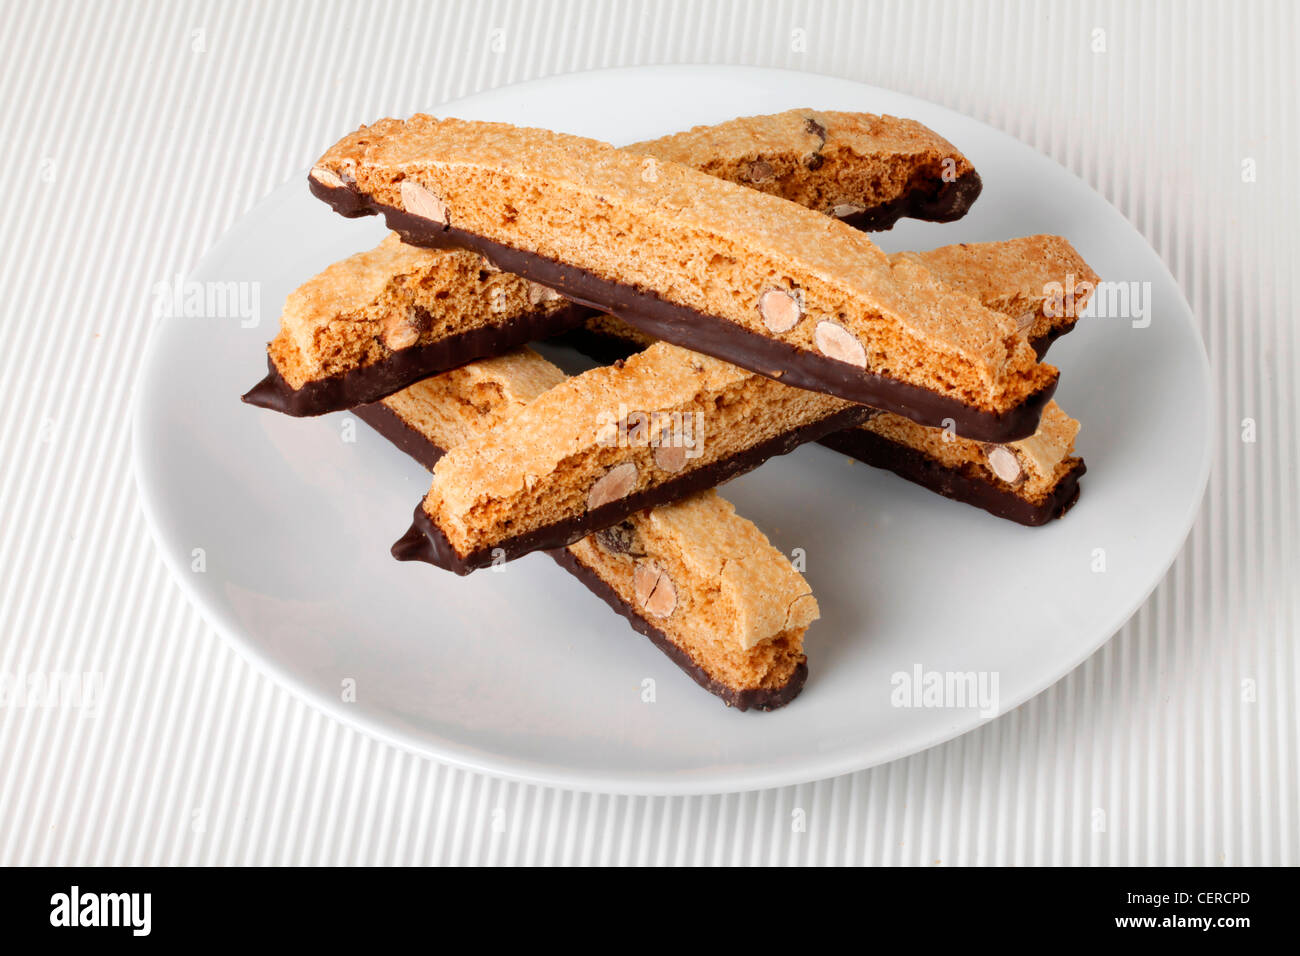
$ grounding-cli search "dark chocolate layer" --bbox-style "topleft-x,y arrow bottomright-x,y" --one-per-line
242,303 -> 591,416
391,403 -> 874,574
549,547 -> 807,711
818,427 -> 1085,526
357,400 -> 803,711
838,169 -> 983,230
353,401 -> 447,470
309,178 -> 1055,442
545,326 -> 646,365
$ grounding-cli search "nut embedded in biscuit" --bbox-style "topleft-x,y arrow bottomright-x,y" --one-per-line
594,520 -> 643,556
309,165 -> 347,190
814,321 -> 867,368
831,202 -> 866,219
633,562 -> 677,618
381,308 -> 429,351
384,323 -> 419,351
653,443 -> 687,473
758,289 -> 804,333
587,462 -> 638,510
985,445 -> 1023,484
527,281 -> 562,306
400,180 -> 450,225
744,160 -> 775,183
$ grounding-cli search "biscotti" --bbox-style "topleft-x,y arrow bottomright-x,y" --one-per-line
821,402 -> 1085,525
243,236 -> 585,415
624,108 -> 982,229
249,109 -> 985,417
309,115 -> 1058,440
392,342 -> 869,573
568,235 -> 1098,363
356,348 -> 818,710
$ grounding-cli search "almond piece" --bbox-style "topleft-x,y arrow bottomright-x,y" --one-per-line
745,160 -> 774,183
384,323 -> 419,351
831,202 -> 865,218
758,289 -> 803,333
527,281 -> 562,306
400,180 -> 450,225
309,165 -> 346,189
653,443 -> 686,473
1015,310 -> 1037,333
814,321 -> 867,368
985,445 -> 1023,484
633,562 -> 677,618
586,462 -> 638,510
381,310 -> 421,350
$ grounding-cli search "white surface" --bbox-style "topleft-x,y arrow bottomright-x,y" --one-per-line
1,0 -> 1296,862
134,68 -> 1212,794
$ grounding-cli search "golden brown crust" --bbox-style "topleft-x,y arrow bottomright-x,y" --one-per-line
313,115 -> 1054,413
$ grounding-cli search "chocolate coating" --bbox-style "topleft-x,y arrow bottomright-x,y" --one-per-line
837,169 -> 983,230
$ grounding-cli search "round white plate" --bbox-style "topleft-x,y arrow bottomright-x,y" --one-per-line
133,66 -> 1212,795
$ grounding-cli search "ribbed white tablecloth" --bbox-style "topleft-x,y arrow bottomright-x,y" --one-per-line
1,0 -> 1295,866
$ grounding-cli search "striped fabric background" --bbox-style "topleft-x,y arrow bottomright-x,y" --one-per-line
0,0 -> 1295,865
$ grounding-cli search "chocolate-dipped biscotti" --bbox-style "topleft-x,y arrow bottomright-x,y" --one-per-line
624,108 -> 982,229
308,115 -> 1058,440
392,341 -> 868,573
570,235 -> 1098,363
821,402 -> 1085,525
242,236 -> 584,415
356,349 -> 818,710
248,109 -> 983,417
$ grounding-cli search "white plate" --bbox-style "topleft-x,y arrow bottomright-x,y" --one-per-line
133,66 -> 1212,795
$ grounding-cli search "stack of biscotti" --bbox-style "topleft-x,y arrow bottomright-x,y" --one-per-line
244,108 -> 1098,710
357,349 -> 818,709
